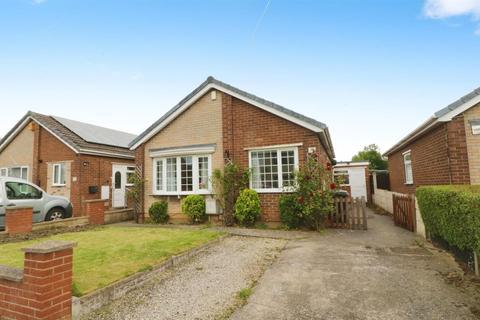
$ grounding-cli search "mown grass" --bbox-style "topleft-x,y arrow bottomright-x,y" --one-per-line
0,226 -> 221,296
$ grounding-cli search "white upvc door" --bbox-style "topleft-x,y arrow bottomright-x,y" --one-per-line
112,165 -> 127,208
348,167 -> 367,200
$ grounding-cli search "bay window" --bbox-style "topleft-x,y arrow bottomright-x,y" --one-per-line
249,147 -> 298,192
153,155 -> 212,194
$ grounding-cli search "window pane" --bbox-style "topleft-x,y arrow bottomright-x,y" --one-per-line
166,158 -> 177,192
251,150 -> 279,189
158,161 -> 163,190
114,171 -> 122,189
281,150 -> 295,187
8,167 -> 21,179
0,168 -> 6,177
21,167 -> 28,180
181,157 -> 193,192
198,156 -> 209,190
6,182 -> 42,200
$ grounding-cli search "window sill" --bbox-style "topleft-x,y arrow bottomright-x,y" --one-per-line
253,189 -> 292,194
52,184 -> 66,187
404,182 -> 414,185
150,191 -> 212,197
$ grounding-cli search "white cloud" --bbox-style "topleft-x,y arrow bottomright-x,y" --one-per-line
424,0 -> 480,35
424,0 -> 480,19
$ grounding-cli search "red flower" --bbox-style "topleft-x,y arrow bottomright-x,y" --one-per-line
298,196 -> 304,204
329,183 -> 336,190
326,163 -> 332,171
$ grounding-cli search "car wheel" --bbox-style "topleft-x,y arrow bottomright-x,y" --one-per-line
45,208 -> 65,221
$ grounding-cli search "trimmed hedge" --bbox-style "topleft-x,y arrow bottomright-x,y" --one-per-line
182,195 -> 206,224
416,185 -> 480,252
149,201 -> 169,224
234,189 -> 261,226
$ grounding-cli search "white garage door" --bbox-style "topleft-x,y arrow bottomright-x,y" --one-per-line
348,167 -> 367,200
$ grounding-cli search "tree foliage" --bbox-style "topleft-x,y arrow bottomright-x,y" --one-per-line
352,144 -> 388,170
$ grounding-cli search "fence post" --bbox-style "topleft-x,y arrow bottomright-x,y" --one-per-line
474,251 -> 479,277
361,196 -> 367,230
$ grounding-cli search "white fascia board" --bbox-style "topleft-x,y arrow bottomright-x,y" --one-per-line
79,149 -> 134,159
334,161 -> 369,168
130,83 -> 325,149
149,145 -> 216,158
243,143 -> 303,151
437,95 -> 480,122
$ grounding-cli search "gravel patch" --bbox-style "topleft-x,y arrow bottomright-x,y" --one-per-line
83,236 -> 286,320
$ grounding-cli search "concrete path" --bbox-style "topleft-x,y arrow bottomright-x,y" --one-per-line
232,209 -> 480,320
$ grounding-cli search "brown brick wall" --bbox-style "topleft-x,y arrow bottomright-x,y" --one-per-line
388,116 -> 470,195
223,94 -> 331,222
463,103 -> 480,184
5,207 -> 33,235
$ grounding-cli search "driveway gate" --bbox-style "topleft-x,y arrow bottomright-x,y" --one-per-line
392,194 -> 416,232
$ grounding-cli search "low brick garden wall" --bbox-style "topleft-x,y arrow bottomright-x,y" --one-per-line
0,240 -> 77,320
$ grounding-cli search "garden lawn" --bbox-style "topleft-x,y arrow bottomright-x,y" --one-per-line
0,226 -> 221,296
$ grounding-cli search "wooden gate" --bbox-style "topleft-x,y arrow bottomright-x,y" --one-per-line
392,194 -> 416,232
327,197 -> 367,230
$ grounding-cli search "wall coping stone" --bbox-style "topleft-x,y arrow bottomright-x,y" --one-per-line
0,265 -> 23,282
5,206 -> 34,211
84,199 -> 108,204
22,240 -> 77,253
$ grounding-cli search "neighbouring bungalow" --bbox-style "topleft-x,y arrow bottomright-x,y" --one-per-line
384,85 -> 480,195
0,111 -> 137,216
129,76 -> 335,224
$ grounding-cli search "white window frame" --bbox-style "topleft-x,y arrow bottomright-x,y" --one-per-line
248,147 -> 299,193
152,154 -> 212,195
52,163 -> 66,186
403,151 -> 413,185
2,166 -> 29,181
126,166 -> 136,187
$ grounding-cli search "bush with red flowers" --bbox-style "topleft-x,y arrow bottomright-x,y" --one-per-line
279,156 -> 334,231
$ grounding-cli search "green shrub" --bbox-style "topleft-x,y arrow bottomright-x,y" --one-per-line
234,189 -> 261,226
148,201 -> 169,224
279,194 -> 303,229
416,185 -> 480,252
182,195 -> 206,224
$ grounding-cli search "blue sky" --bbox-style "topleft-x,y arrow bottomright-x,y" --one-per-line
1,0 -> 479,160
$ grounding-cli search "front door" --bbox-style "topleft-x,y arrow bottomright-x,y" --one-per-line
112,165 -> 127,208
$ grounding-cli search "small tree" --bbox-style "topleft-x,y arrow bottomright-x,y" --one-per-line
352,144 -> 388,170
211,162 -> 250,226
296,156 -> 334,231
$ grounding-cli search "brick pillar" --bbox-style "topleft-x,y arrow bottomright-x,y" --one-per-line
84,199 -> 107,225
5,206 -> 33,235
0,240 -> 77,320
221,92 -> 234,163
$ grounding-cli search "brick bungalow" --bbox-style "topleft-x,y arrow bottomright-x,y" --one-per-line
384,86 -> 480,194
0,111 -> 136,216
129,76 -> 335,223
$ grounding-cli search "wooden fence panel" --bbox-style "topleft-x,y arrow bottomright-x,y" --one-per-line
328,197 -> 367,230
392,194 -> 416,232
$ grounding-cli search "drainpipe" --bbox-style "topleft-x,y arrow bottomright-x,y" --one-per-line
445,124 -> 453,184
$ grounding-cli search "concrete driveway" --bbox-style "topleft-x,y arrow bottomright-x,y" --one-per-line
232,210 -> 480,320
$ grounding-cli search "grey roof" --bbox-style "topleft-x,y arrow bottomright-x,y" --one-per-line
53,116 -> 136,148
384,85 -> 480,156
434,86 -> 480,118
130,76 -> 329,148
0,111 -> 135,158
